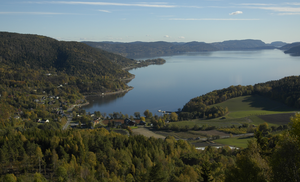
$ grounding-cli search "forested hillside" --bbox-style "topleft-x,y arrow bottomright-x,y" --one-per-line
279,42 -> 300,50
1,109 -> 300,182
0,32 -> 136,129
284,45 -> 300,56
0,32 -> 134,94
181,76 -> 300,119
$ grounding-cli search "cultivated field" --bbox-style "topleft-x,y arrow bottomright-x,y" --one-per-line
214,136 -> 253,148
213,95 -> 296,119
132,127 -> 166,139
258,113 -> 295,125
153,129 -> 230,139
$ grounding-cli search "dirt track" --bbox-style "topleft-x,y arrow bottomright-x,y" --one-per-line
132,128 -> 166,139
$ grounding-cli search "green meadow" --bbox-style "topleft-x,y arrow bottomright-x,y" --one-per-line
171,95 -> 296,129
162,94 -> 297,148
213,95 -> 295,119
214,136 -> 253,148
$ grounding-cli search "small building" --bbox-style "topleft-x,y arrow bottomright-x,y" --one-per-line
124,118 -> 136,126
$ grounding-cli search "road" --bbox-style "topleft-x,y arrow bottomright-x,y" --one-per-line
62,114 -> 73,130
62,105 -> 76,130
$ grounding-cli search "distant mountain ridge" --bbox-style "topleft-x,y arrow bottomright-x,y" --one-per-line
211,39 -> 271,50
83,41 -> 217,58
83,39 -> 279,58
267,41 -> 287,47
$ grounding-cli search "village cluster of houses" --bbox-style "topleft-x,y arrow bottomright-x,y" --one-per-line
108,118 -> 146,129
36,119 -> 50,123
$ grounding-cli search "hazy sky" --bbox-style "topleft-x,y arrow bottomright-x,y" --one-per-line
1,0 -> 300,43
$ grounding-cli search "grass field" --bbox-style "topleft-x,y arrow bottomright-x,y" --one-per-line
213,95 -> 296,118
170,117 -> 249,128
214,136 -> 253,148
161,95 -> 297,147
213,95 -> 293,112
138,95 -> 295,148
170,95 -> 297,129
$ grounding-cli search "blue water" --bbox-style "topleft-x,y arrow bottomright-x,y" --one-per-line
82,49 -> 300,116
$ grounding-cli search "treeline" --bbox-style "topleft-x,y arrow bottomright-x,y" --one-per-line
0,126 -> 238,182
2,113 -> 300,181
181,76 -> 300,119
181,85 -> 253,119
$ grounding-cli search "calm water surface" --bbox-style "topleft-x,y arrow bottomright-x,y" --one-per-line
82,49 -> 300,116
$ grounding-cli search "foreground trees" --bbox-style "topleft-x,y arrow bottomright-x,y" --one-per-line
225,113 -> 300,182
1,112 -> 300,181
0,126 -> 238,181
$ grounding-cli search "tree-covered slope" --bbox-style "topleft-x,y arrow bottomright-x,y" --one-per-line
0,32 -> 132,80
284,45 -> 300,56
279,42 -> 300,50
0,32 -> 136,125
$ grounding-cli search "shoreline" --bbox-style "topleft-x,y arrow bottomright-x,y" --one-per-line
84,87 -> 134,98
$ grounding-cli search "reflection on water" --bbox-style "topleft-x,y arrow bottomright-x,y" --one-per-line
82,49 -> 300,115
84,93 -> 127,109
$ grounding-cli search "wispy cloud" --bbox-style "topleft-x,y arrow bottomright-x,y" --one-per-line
169,18 -> 259,21
254,6 -> 300,12
278,12 -> 300,15
0,11 -> 65,15
238,3 -> 275,6
229,11 -> 243,15
286,3 -> 300,6
98,10 -> 111,13
30,1 -> 177,8
164,35 -> 170,38
178,36 -> 185,39
237,3 -> 300,15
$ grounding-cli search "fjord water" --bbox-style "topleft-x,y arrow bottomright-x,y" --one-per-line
82,49 -> 300,116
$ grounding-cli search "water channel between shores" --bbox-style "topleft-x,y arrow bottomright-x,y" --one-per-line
82,49 -> 300,116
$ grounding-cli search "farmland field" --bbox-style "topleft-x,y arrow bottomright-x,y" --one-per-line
214,136 -> 253,148
258,113 -> 295,125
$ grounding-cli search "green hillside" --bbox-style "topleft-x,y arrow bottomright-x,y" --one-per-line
0,32 -> 133,94
0,32 -> 136,126
181,76 -> 300,120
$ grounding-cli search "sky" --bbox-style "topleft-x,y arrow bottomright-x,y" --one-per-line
1,0 -> 300,43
